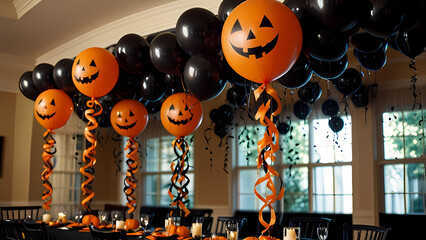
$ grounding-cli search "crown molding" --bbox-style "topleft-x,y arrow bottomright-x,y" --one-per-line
14,0 -> 42,19
36,0 -> 221,64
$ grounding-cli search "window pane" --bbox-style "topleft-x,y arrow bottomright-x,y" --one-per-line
314,167 -> 333,195
145,175 -> 157,195
404,136 -> 423,158
335,195 -> 352,213
383,136 -> 404,159
382,112 -> 403,137
239,194 -> 256,210
314,195 -> 334,213
239,170 -> 257,194
384,164 -> 404,193
238,125 -> 265,167
335,166 -> 352,195
284,194 -> 309,212
283,121 -> 309,165
284,167 -> 309,212
406,193 -> 425,214
403,110 -> 422,136
385,193 -> 404,214
405,163 -> 426,193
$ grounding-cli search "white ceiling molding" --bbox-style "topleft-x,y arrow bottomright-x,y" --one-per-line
37,0 -> 221,64
0,1 -> 17,19
14,0 -> 42,19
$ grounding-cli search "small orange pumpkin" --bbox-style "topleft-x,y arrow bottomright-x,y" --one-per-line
259,236 -> 277,240
167,224 -> 177,235
176,226 -> 190,238
125,218 -> 139,230
82,214 -> 100,228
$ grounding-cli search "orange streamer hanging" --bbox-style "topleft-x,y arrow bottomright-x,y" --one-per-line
124,137 -> 139,215
80,98 -> 102,212
253,84 -> 284,235
42,129 -> 56,210
168,137 -> 191,217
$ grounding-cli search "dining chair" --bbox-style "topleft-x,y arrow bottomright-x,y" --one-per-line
215,216 -> 247,235
0,220 -> 23,240
21,221 -> 48,240
89,224 -> 128,240
342,224 -> 390,240
289,216 -> 333,240
0,206 -> 41,221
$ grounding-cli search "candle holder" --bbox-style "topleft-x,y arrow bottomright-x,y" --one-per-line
192,217 -> 203,238
283,227 -> 300,240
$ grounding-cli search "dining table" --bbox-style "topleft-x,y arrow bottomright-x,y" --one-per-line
46,226 -> 144,240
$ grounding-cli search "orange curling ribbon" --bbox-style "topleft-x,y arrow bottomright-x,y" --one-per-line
124,137 -> 139,215
80,98 -> 102,212
42,129 -> 56,210
253,84 -> 284,235
168,137 -> 191,217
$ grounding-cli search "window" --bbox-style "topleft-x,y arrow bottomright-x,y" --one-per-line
235,117 -> 352,213
50,133 -> 83,216
142,135 -> 194,207
381,109 -> 426,214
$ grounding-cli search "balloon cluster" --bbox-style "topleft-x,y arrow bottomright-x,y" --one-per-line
293,81 -> 322,120
210,104 -> 235,138
321,98 -> 344,133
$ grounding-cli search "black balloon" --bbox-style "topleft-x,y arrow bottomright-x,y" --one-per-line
350,32 -> 386,53
111,67 -> 141,99
114,33 -> 150,74
331,68 -> 362,96
139,70 -> 166,102
351,85 -> 369,107
19,71 -> 41,101
277,54 -> 313,89
150,32 -> 189,75
183,55 -> 226,101
306,0 -> 360,31
97,93 -> 119,128
328,116 -> 344,133
396,18 -> 426,58
210,108 -> 220,123
284,0 -> 317,50
73,93 -> 90,123
322,99 -> 339,116
176,8 -> 222,56
308,28 -> 349,61
217,104 -> 234,125
218,0 -> 246,23
293,100 -> 312,120
358,0 -> 405,38
53,58 -> 79,96
144,100 -> 163,114
214,124 -> 228,138
33,63 -> 57,92
227,88 -> 248,107
277,122 -> 290,135
353,48 -> 387,71
298,81 -> 322,103
164,74 -> 186,97
309,54 -> 348,80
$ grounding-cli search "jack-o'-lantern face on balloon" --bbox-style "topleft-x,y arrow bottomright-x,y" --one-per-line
161,93 -> 203,138
72,47 -> 119,98
110,99 -> 148,138
34,89 -> 73,130
221,0 -> 303,84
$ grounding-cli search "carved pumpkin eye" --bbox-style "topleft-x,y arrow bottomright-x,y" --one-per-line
231,19 -> 242,34
129,110 -> 134,117
260,15 -> 273,28
50,99 -> 56,106
118,113 -> 122,118
90,60 -> 97,67
170,104 -> 175,110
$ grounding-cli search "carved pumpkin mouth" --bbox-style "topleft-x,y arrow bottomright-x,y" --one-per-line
36,110 -> 56,120
168,111 -> 194,126
74,70 -> 99,84
116,120 -> 137,130
230,34 -> 279,59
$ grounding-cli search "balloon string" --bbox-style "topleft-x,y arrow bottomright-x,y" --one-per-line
81,98 -> 102,212
42,129 -> 56,210
253,84 -> 284,235
409,59 -> 421,110
168,137 -> 191,217
124,137 -> 139,215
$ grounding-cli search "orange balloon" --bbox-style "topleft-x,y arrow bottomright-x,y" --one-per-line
221,0 -> 302,84
34,89 -> 73,130
161,93 -> 203,138
72,47 -> 119,98
110,99 -> 149,138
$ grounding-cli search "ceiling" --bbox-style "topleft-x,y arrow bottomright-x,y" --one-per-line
0,0 -> 173,93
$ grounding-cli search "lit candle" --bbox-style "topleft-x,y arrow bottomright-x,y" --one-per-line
192,222 -> 202,238
42,213 -> 51,224
284,229 -> 297,240
228,230 -> 238,240
57,212 -> 67,224
116,220 -> 125,230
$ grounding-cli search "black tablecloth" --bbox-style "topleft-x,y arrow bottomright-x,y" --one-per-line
46,227 -> 143,240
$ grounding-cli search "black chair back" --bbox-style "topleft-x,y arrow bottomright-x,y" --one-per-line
289,216 -> 333,239
343,224 -> 390,240
0,220 -> 23,240
0,206 -> 41,221
21,221 -> 48,240
215,216 -> 247,235
89,224 -> 128,240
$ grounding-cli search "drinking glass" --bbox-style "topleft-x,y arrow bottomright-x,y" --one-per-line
226,221 -> 238,240
111,210 -> 122,228
74,210 -> 83,223
98,211 -> 108,226
140,213 -> 149,231
317,226 -> 328,240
